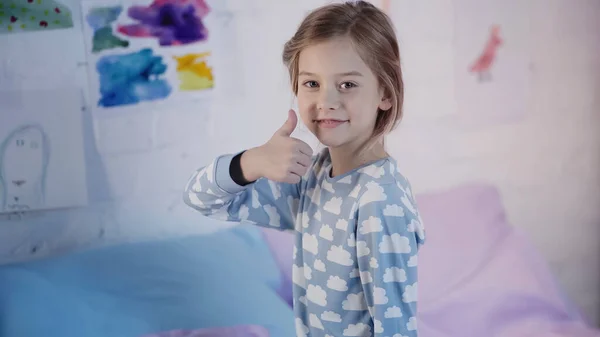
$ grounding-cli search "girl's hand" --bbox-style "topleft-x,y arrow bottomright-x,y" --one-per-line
241,110 -> 313,184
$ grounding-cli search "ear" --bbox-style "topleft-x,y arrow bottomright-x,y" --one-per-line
378,96 -> 392,111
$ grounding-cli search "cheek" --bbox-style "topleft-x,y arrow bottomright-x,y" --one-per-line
297,93 -> 316,122
346,96 -> 379,126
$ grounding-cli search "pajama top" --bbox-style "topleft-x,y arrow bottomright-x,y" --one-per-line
183,148 -> 426,337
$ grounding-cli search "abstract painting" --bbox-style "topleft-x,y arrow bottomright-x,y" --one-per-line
81,0 -> 215,115
96,48 -> 172,107
117,0 -> 210,46
85,5 -> 129,52
0,0 -> 73,34
0,88 -> 88,214
173,52 -> 213,91
453,0 -> 531,128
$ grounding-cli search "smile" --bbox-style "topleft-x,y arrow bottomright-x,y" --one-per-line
314,119 -> 348,129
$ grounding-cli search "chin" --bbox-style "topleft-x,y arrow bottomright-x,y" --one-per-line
316,136 -> 347,149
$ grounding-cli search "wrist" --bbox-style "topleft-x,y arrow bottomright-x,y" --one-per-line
240,147 -> 263,182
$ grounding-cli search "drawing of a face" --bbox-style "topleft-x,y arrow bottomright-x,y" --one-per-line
0,125 -> 49,212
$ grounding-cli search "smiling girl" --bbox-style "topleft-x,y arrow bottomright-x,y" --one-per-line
183,1 -> 425,336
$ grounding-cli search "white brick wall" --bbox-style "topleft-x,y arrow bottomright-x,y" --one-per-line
0,0 -> 598,325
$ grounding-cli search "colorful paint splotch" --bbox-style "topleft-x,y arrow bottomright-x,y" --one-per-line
117,0 -> 210,46
96,48 -> 172,107
85,5 -> 129,53
173,52 -> 213,91
469,25 -> 503,82
0,0 -> 73,34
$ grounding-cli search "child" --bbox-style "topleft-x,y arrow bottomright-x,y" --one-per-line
183,1 -> 425,336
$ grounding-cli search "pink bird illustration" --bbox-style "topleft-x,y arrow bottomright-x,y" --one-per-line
469,25 -> 503,82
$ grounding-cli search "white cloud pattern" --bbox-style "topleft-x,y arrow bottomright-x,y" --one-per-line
186,154 -> 421,336
383,204 -> 405,217
321,310 -> 342,322
359,216 -> 383,234
383,267 -> 407,283
303,233 -> 319,255
379,233 -> 412,254
327,275 -> 349,291
323,196 -> 343,215
385,306 -> 403,318
314,259 -> 326,272
319,225 -> 334,241
327,245 -> 353,266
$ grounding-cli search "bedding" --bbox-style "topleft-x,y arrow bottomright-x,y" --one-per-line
141,325 -> 269,337
1,183 -> 598,337
260,183 -> 600,336
0,223 -> 296,337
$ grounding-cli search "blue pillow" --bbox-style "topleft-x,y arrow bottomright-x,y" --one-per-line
0,226 -> 295,337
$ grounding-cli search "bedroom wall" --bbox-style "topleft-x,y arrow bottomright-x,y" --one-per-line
0,0 -> 599,326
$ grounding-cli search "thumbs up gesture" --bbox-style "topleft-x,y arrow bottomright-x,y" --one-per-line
241,110 -> 314,184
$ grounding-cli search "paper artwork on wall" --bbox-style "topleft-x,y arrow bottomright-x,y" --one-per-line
452,0 -> 532,128
81,0 -> 215,116
0,0 -> 73,34
0,88 -> 88,214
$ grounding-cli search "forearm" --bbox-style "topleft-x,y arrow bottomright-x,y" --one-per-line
237,147 -> 264,183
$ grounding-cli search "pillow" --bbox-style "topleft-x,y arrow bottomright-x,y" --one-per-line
415,183 -> 513,305
0,226 -> 296,337
414,183 -> 596,335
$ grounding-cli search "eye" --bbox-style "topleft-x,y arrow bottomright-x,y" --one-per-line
30,141 -> 39,149
340,82 -> 357,89
303,80 -> 319,88
16,139 -> 25,146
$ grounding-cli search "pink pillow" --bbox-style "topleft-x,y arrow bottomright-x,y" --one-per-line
415,183 -> 596,335
415,183 -> 513,305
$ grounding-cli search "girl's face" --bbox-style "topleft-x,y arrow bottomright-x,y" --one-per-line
296,36 -> 391,152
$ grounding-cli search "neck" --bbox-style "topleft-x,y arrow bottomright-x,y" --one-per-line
328,140 -> 387,177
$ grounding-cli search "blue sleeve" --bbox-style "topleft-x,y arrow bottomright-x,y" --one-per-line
355,182 -> 425,336
182,153 -> 301,231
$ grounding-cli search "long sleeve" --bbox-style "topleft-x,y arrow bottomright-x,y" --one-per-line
183,152 -> 302,231
355,182 -> 425,336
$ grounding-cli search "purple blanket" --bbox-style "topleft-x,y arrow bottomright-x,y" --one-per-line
261,183 -> 600,337
415,184 -> 600,336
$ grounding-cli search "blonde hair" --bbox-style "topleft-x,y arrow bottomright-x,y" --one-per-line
282,0 -> 404,152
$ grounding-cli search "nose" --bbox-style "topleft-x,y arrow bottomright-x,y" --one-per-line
317,87 -> 340,111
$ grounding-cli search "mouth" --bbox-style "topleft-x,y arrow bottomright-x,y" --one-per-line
313,119 -> 348,129
12,180 -> 26,187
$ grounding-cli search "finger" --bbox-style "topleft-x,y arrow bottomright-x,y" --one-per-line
275,110 -> 298,137
295,152 -> 312,168
294,139 -> 314,157
289,163 -> 308,177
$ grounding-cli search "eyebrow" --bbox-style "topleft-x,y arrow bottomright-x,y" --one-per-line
298,71 -> 363,77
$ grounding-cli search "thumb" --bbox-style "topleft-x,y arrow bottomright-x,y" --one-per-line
276,109 -> 298,137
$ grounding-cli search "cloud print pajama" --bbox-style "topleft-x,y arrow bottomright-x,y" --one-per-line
184,149 -> 426,337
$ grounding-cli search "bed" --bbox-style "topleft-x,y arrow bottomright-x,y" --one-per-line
0,183 -> 598,337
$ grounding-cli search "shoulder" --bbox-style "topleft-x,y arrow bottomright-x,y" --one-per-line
355,158 -> 425,242
355,157 -> 415,208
